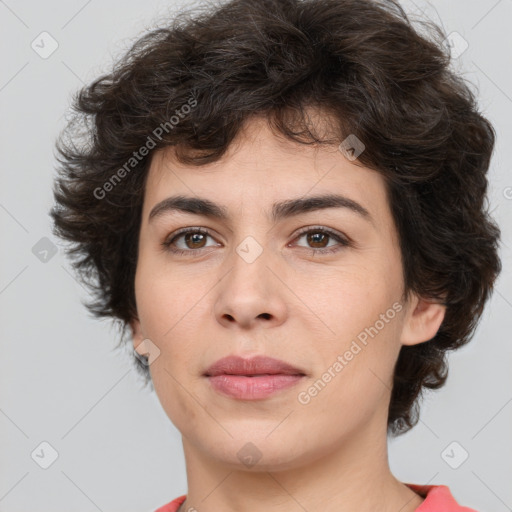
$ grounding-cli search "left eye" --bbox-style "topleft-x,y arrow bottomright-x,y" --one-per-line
291,227 -> 350,253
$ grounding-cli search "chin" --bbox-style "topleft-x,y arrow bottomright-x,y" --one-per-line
196,434 -> 315,472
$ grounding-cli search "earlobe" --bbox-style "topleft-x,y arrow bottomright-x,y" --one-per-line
400,295 -> 446,346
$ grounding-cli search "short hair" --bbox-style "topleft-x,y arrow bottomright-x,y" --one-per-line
50,0 -> 501,437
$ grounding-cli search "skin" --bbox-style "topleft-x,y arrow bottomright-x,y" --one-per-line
131,113 -> 446,512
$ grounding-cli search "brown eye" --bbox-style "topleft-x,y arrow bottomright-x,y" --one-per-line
293,227 -> 351,255
182,232 -> 208,249
162,228 -> 217,254
306,231 -> 330,248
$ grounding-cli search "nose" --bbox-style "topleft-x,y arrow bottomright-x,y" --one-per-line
213,239 -> 288,330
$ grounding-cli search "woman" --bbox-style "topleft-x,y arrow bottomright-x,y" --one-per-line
51,0 -> 501,510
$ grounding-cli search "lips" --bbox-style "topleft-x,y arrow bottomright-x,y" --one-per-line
204,355 -> 307,400
204,355 -> 306,377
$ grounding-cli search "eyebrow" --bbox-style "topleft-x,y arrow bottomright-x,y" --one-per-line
148,193 -> 373,224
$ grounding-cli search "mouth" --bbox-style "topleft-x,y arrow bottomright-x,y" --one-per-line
205,373 -> 305,400
204,354 -> 306,377
204,355 -> 306,400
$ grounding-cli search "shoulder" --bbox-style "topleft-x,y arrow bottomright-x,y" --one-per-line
152,494 -> 187,512
406,483 -> 480,512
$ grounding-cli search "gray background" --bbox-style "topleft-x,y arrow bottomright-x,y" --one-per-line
1,0 -> 511,511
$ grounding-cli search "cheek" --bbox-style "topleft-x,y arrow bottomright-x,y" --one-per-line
300,260 -> 401,338
297,264 -> 404,405
139,272 -> 206,430
149,363 -> 203,436
135,257 -> 201,334
135,261 -> 204,402
297,317 -> 402,438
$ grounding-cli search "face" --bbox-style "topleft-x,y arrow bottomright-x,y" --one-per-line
131,114 -> 444,471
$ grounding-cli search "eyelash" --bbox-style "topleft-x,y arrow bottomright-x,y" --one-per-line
161,226 -> 351,257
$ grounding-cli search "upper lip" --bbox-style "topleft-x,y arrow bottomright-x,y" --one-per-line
204,355 -> 306,377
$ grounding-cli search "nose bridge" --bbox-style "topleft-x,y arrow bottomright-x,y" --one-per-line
235,233 -> 266,266
227,231 -> 274,294
213,229 -> 288,328
228,196 -> 274,274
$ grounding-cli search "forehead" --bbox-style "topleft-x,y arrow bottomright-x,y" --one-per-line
142,116 -> 391,228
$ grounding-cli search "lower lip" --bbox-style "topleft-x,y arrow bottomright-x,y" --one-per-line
206,374 -> 304,400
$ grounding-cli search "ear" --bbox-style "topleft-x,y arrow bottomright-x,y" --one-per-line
130,318 -> 145,353
400,293 -> 446,346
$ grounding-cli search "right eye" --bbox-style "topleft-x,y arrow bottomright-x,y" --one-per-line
162,227 -> 219,255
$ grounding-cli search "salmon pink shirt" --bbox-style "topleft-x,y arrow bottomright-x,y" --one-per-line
154,483 -> 479,512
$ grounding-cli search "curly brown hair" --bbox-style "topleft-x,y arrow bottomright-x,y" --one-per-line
50,0 -> 501,437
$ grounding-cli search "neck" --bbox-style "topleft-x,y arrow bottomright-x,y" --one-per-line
176,418 -> 424,512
